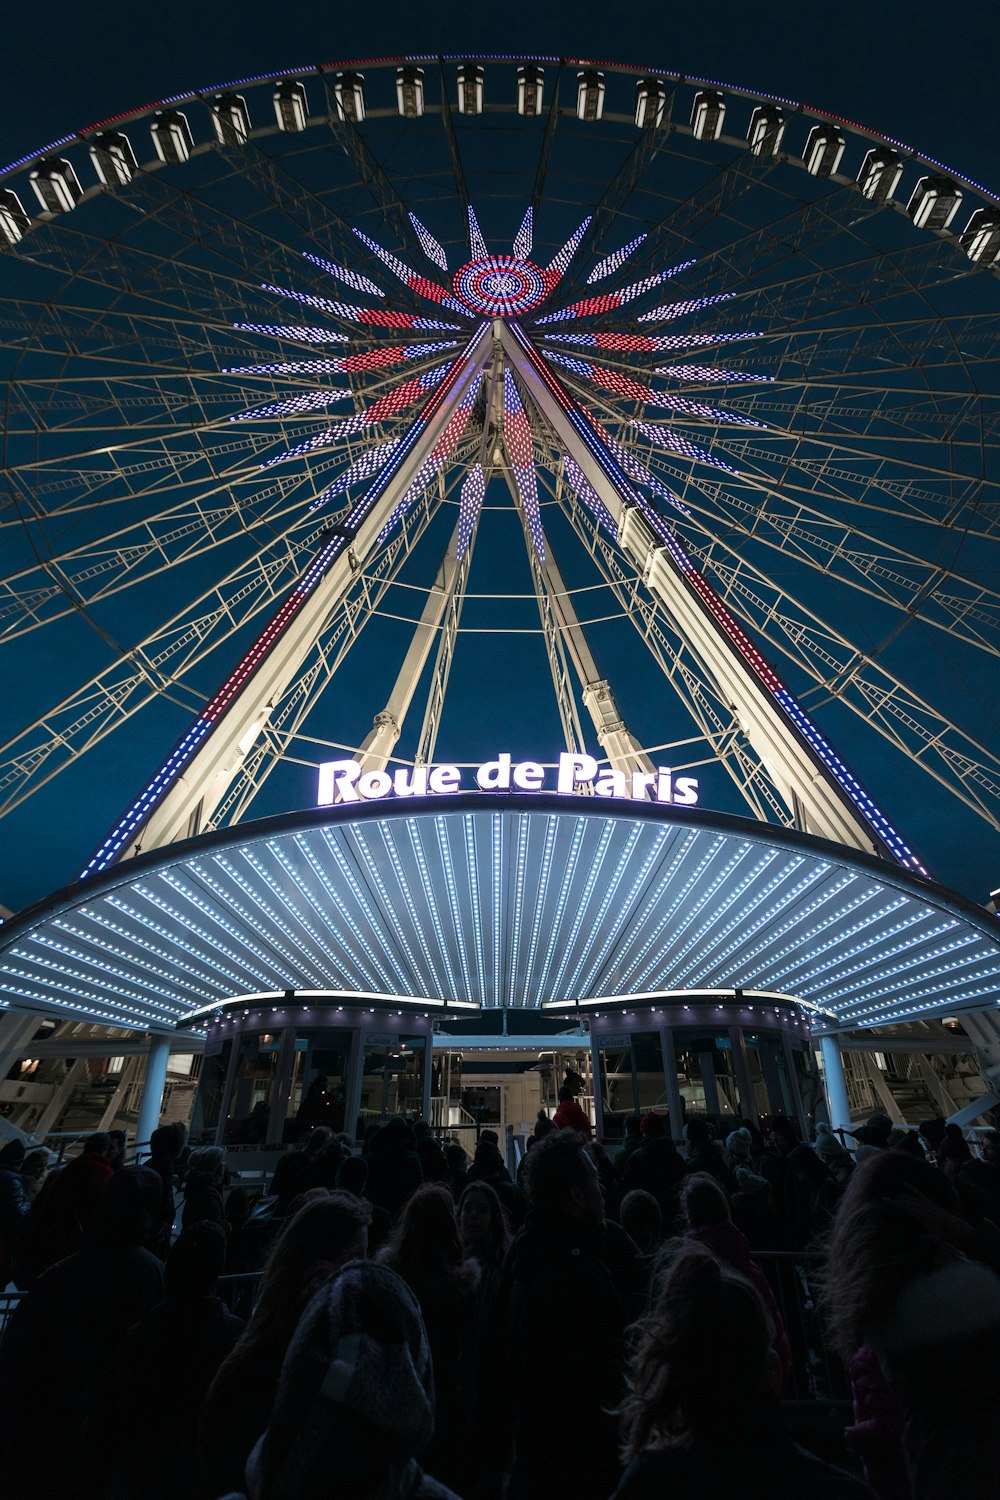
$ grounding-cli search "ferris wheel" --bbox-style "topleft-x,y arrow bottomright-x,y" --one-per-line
1,56 -> 999,903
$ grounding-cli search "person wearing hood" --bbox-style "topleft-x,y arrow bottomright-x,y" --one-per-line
222,1261 -> 460,1500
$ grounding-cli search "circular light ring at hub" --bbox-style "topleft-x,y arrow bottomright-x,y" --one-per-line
453,255 -> 547,316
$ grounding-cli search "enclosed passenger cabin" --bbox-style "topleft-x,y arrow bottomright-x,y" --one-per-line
210,93 -> 251,147
335,72 -> 365,124
961,208 -> 1000,264
457,64 -> 484,116
0,188 -> 30,246
396,66 -> 425,119
857,147 -> 903,202
151,110 -> 195,165
273,79 -> 308,133
576,70 -> 606,122
747,105 -> 785,157
89,131 -> 138,187
635,77 -> 666,130
907,175 -> 963,231
803,125 -> 845,177
691,89 -> 725,142
517,64 -> 544,117
29,158 -> 84,214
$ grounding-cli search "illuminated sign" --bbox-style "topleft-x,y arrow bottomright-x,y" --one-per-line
317,751 -> 698,807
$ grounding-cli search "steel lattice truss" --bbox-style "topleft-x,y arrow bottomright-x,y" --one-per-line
1,57 -> 999,912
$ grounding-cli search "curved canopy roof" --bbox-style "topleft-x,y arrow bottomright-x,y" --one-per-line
0,794 -> 998,1036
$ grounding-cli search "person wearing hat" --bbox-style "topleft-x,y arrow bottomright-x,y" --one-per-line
813,1124 -> 856,1190
227,1260 -> 461,1500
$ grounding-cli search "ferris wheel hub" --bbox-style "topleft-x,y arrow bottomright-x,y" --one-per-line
453,253 -> 547,316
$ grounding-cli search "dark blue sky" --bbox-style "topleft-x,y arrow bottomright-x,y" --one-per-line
2,2 -> 999,912
2,2 -> 997,184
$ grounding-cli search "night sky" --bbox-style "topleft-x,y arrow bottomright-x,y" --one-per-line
1,1 -> 999,913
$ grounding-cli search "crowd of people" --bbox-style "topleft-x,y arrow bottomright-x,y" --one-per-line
0,1100 -> 998,1500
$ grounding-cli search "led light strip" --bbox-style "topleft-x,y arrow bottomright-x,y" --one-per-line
237,847 -> 355,985
234,323 -> 350,345
303,251 -> 385,298
586,234 -> 648,283
462,815 -> 489,1005
513,206 -> 533,260
546,820 -> 617,1001
353,827 -> 442,995
533,817 -> 586,1004
518,815 -> 559,1005
407,821 -> 463,1000
542,350 -> 763,425
409,213 -> 449,272
314,830 -> 413,991
503,369 -> 545,558
576,827 -> 671,997
434,817 -> 475,1004
260,285 -> 459,330
284,835 -> 398,990
534,259 -> 695,324
544,330 -> 764,353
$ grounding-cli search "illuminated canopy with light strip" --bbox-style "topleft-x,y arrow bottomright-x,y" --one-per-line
1,797 -> 997,1036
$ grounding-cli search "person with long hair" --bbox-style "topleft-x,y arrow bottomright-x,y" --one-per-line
822,1149 -> 1000,1500
613,1242 -> 870,1499
380,1182 -> 480,1494
458,1181 -> 511,1500
198,1189 -> 371,1499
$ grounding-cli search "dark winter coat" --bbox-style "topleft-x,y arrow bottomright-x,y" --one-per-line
498,1210 -> 645,1500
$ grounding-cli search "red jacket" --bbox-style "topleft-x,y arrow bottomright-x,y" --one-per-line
552,1098 -> 593,1139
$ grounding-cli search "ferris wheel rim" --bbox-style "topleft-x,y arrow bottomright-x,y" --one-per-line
0,58 -> 997,908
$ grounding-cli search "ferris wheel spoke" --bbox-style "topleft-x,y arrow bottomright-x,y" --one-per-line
550,470 -> 791,825
210,477 -> 450,828
698,546 -> 1000,830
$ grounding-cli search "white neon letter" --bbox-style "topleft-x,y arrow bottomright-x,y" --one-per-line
318,759 -> 362,805
557,752 -> 598,793
428,764 -> 462,794
673,776 -> 699,805
476,753 -> 512,790
512,760 -> 545,790
358,770 -> 393,800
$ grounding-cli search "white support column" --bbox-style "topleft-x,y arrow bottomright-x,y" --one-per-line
269,1025 -> 299,1145
213,1033 -> 242,1147
357,522 -> 468,774
135,1036 -> 171,1155
819,1034 -> 852,1135
343,1029 -> 366,1143
780,1031 -> 810,1139
658,1027 -> 685,1144
589,1032 -> 606,1140
421,1035 -> 433,1124
728,1026 -> 759,1126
